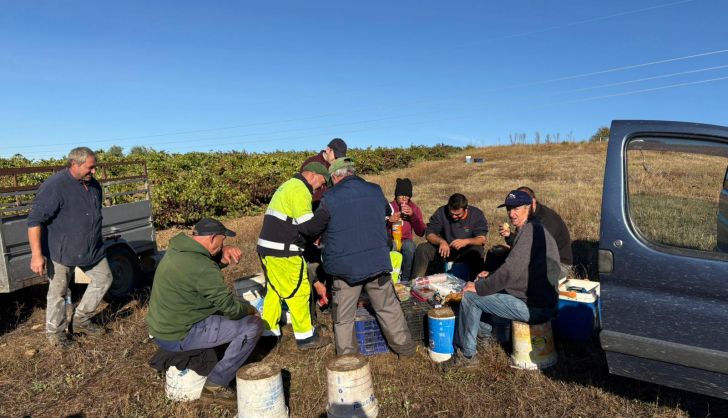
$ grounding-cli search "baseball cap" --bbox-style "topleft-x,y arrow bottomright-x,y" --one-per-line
192,218 -> 236,237
328,157 -> 355,174
497,190 -> 533,208
301,161 -> 331,182
327,138 -> 347,159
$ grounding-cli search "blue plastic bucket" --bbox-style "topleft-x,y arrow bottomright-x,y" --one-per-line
428,307 -> 455,361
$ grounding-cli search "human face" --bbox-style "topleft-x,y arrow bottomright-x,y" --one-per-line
396,195 -> 410,205
507,205 -> 531,228
310,173 -> 326,191
208,234 -> 226,256
324,147 -> 336,163
70,156 -> 97,181
448,207 -> 467,221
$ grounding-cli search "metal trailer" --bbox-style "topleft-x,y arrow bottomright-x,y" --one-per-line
0,161 -> 157,299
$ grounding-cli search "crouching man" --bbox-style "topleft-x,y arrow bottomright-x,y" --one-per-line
443,190 -> 561,371
147,218 -> 263,403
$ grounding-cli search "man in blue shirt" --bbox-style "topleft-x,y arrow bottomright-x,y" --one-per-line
27,147 -> 113,348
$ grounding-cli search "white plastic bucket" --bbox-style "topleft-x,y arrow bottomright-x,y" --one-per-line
428,307 -> 455,362
465,155 -> 472,164
510,320 -> 557,370
165,366 -> 206,401
236,363 -> 288,418
326,355 -> 378,418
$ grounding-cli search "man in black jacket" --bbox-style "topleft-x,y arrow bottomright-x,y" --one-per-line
27,147 -> 113,348
298,157 -> 416,356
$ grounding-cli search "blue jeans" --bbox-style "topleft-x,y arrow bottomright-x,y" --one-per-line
392,239 -> 416,282
455,292 -> 553,357
154,314 -> 263,386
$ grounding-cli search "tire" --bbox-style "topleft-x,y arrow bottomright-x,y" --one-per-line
105,246 -> 143,301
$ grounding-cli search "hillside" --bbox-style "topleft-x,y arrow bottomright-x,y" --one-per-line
1,141 -> 725,417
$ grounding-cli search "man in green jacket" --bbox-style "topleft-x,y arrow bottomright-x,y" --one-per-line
147,218 -> 262,402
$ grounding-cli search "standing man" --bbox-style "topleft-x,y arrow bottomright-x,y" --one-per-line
300,138 -> 347,208
412,193 -> 488,281
28,147 -> 113,348
497,186 -> 572,279
257,162 -> 331,350
147,218 -> 263,402
299,157 -> 416,357
443,190 -> 561,371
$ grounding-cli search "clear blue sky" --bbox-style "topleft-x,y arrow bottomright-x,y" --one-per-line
2,0 -> 728,159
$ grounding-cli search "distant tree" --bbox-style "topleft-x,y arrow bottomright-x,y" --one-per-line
129,145 -> 155,155
107,145 -> 124,157
534,131 -> 541,145
590,126 -> 610,142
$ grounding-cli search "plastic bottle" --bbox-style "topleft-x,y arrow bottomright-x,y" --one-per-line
392,220 -> 403,251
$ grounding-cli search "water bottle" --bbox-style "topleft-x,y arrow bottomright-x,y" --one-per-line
65,288 -> 73,325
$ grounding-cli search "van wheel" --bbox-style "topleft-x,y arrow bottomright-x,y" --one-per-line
106,246 -> 142,301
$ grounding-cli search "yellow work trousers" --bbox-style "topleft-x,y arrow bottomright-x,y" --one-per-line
260,255 -> 313,340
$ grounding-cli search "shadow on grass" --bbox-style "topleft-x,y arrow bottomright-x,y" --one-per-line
0,281 -> 152,337
544,337 -> 728,417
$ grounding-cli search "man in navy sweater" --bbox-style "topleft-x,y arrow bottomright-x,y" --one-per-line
28,147 -> 113,348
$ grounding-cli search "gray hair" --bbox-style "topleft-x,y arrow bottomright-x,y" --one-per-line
331,165 -> 355,178
67,147 -> 95,166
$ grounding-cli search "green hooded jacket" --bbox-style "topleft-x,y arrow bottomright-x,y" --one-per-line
147,233 -> 255,341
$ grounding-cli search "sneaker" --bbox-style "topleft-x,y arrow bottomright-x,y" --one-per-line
72,320 -> 105,336
201,382 -> 236,406
296,333 -> 331,350
439,350 -> 480,372
48,333 -> 75,349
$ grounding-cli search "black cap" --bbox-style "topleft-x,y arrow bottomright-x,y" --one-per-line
394,178 -> 413,197
327,138 -> 347,159
192,218 -> 236,237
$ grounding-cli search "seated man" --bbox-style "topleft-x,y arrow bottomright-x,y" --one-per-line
412,193 -> 488,281
443,190 -> 561,371
503,186 -> 572,279
147,218 -> 263,403
387,178 -> 426,283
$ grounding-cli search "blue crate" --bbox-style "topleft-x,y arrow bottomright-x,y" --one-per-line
355,308 -> 390,356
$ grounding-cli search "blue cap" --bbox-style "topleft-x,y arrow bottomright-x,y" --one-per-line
497,190 -> 533,208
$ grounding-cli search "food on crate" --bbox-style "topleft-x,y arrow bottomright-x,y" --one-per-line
411,273 -> 465,304
394,283 -> 410,302
444,292 -> 462,304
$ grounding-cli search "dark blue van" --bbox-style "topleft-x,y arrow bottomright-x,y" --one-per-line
599,120 -> 728,400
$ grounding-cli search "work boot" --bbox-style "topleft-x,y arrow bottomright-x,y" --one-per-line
296,333 -> 330,350
439,350 -> 480,372
200,382 -> 236,406
48,333 -> 75,349
72,319 -> 105,336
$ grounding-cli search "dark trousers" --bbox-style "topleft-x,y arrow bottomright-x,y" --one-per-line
412,242 -> 484,281
154,315 -> 263,386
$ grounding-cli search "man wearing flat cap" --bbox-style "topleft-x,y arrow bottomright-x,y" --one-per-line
443,190 -> 561,371
147,218 -> 263,402
300,138 -> 348,208
298,157 -> 416,357
257,162 -> 331,350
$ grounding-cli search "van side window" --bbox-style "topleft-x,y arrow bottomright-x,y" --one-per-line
626,137 -> 728,254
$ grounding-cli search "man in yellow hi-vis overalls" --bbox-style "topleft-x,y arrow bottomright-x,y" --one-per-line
257,162 -> 331,350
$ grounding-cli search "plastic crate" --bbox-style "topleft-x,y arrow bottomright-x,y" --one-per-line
400,299 -> 431,344
355,308 -> 390,356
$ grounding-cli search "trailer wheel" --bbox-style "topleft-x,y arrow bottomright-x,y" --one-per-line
105,246 -> 143,301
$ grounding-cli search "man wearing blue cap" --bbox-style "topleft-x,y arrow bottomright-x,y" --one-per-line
443,190 -> 561,371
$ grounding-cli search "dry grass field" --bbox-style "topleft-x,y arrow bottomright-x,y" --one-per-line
2,141 -> 727,417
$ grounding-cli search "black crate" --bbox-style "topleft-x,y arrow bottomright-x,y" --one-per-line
400,299 -> 432,344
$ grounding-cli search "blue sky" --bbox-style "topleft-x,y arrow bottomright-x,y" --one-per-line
2,0 -> 728,158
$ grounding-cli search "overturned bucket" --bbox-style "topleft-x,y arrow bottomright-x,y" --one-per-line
428,306 -> 455,362
165,366 -> 206,401
510,320 -> 557,370
326,355 -> 378,418
236,363 -> 288,418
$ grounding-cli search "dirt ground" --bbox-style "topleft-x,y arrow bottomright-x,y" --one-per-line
2,142 -> 727,417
